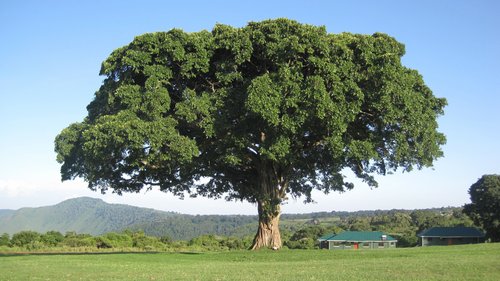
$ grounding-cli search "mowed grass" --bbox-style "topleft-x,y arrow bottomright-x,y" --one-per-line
1,243 -> 499,281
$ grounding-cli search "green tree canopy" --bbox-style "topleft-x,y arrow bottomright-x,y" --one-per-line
55,19 -> 446,249
464,174 -> 500,241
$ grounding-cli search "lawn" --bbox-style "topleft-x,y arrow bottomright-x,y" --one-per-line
1,243 -> 499,280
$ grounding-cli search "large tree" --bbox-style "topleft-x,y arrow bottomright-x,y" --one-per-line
463,175 -> 500,241
55,19 -> 446,250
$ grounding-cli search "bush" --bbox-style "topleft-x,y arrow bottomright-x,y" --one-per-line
286,238 -> 316,249
0,233 -> 9,246
41,231 -> 64,247
61,237 -> 95,248
26,240 -> 45,251
132,233 -> 163,250
189,235 -> 222,250
393,232 -> 418,247
102,232 -> 133,248
95,236 -> 113,249
160,235 -> 173,244
284,226 -> 329,249
220,237 -> 245,250
10,231 -> 41,247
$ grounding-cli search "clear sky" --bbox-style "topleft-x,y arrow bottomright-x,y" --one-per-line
0,0 -> 499,215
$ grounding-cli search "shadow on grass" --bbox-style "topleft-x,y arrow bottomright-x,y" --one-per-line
0,250 -> 205,257
0,251 -> 161,257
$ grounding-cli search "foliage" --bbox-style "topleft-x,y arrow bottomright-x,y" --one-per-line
127,214 -> 257,240
55,19 -> 446,248
130,231 -> 164,250
188,234 -> 251,251
40,231 -> 64,246
285,225 -> 338,249
10,231 -> 41,247
464,174 -> 500,241
61,237 -> 95,248
0,233 -> 9,246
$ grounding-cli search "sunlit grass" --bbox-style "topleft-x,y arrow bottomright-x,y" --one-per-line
1,243 -> 499,280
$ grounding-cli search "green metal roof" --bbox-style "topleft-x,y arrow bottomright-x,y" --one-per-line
325,231 -> 397,242
418,227 -> 485,238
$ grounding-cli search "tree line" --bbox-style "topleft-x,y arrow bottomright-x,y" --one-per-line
0,207 -> 476,252
0,229 -> 254,252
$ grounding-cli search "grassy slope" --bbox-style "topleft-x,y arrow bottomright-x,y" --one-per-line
1,244 -> 499,281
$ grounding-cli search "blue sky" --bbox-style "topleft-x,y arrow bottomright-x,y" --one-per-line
0,0 -> 499,214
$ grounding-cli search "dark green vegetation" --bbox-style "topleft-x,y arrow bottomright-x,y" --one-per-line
0,197 -> 475,251
463,174 -> 500,241
1,244 -> 499,280
55,19 -> 446,249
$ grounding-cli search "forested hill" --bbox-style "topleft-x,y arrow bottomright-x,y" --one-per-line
0,197 -> 169,236
0,197 -> 471,241
0,197 -> 256,240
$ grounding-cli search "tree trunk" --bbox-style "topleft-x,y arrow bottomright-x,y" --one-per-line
250,199 -> 282,250
250,158 -> 287,250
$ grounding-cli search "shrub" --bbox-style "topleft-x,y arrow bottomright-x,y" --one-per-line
102,232 -> 133,248
10,231 -> 41,247
0,233 -> 9,246
189,235 -> 222,250
61,237 -> 95,247
286,238 -> 315,249
95,237 -> 113,249
132,233 -> 163,250
41,231 -> 64,246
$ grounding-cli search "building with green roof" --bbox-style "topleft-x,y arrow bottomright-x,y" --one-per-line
318,231 -> 397,250
417,227 -> 485,246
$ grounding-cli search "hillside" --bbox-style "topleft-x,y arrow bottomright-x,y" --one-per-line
0,209 -> 14,217
0,197 -> 257,240
0,197 -> 170,236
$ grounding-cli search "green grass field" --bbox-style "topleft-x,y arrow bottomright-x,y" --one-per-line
1,243 -> 499,280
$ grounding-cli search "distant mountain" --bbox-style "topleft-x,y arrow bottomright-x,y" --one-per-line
0,209 -> 15,218
0,197 -> 257,240
0,197 -> 167,235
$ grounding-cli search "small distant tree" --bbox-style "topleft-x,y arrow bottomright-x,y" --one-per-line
102,232 -> 133,248
463,175 -> 500,241
55,19 -> 446,250
40,231 -> 64,247
286,226 -> 327,249
346,217 -> 372,231
189,235 -> 221,250
0,233 -> 9,247
10,231 -> 41,248
95,236 -> 113,249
